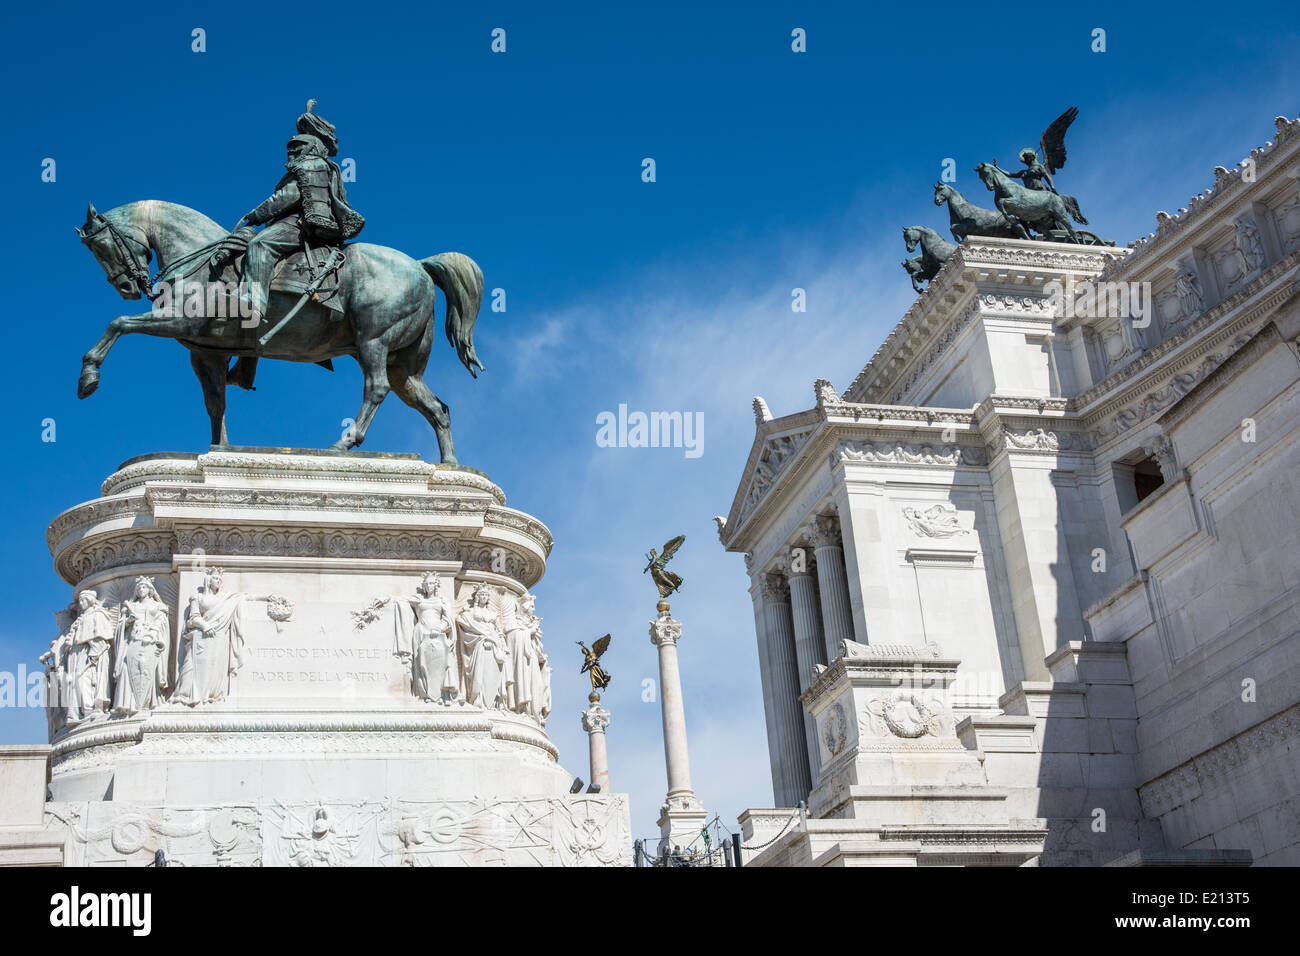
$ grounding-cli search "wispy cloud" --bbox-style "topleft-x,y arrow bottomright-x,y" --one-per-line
516,218 -> 914,834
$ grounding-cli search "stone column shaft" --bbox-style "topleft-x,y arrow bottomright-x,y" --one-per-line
748,582 -> 785,805
581,703 -> 611,793
787,563 -> 826,783
656,635 -> 692,796
651,603 -> 707,854
812,516 -> 855,661
761,575 -> 812,806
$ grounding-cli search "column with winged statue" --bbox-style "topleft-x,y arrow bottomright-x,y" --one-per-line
650,600 -> 708,855
644,535 -> 708,855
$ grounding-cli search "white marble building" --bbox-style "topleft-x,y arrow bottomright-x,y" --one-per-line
718,115 -> 1300,866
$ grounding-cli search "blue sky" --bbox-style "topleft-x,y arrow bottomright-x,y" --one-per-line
1,1 -> 1296,843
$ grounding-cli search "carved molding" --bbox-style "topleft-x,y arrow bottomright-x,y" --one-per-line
1088,350 -> 1240,446
993,426 -> 1092,455
103,452 -> 507,503
837,439 -> 986,467
1139,702 -> 1300,820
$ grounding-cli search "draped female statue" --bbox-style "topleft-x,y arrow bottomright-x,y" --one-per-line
404,573 -> 459,703
502,591 -> 536,714
457,583 -> 507,709
531,612 -> 551,725
111,576 -> 170,715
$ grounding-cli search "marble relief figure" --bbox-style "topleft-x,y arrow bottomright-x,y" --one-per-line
457,583 -> 507,709
1234,217 -> 1266,273
502,591 -> 536,714
111,576 -> 170,715
528,602 -> 550,723
39,626 -> 69,738
172,567 -> 247,706
534,625 -> 552,726
63,590 -> 114,725
1175,266 -> 1204,318
403,573 -> 459,703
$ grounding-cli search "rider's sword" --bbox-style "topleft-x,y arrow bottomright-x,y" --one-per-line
257,248 -> 344,347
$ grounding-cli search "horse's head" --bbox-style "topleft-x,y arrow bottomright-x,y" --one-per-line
974,162 -> 1003,191
934,182 -> 951,206
76,203 -> 151,299
903,226 -> 922,252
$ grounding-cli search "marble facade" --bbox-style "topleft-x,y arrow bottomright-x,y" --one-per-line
720,115 -> 1300,866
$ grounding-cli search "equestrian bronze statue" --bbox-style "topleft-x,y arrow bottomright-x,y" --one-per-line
75,101 -> 484,464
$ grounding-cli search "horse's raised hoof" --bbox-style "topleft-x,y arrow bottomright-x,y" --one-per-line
77,365 -> 100,399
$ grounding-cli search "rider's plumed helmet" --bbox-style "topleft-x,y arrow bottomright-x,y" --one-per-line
289,99 -> 339,157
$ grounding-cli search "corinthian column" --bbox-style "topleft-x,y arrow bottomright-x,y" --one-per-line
581,695 -> 611,794
761,572 -> 812,807
811,514 -> 855,660
650,600 -> 707,855
787,543 -> 826,782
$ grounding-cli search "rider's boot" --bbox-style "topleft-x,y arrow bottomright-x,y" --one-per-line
239,243 -> 274,323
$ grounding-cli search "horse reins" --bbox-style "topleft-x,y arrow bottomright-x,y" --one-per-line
83,214 -> 160,300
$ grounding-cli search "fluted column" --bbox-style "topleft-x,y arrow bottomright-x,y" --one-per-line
761,571 -> 812,806
787,544 -> 826,783
581,697 -> 611,794
748,573 -> 784,805
651,600 -> 707,853
811,514 -> 855,661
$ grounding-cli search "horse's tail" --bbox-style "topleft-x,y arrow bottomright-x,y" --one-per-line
1063,194 -> 1088,226
421,252 -> 485,377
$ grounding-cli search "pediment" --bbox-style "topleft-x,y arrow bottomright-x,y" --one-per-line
721,408 -> 824,546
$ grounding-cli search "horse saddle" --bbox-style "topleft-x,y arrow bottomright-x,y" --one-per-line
268,246 -> 347,314
210,228 -> 348,315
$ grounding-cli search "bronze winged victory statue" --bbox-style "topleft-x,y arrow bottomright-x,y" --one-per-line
577,635 -> 613,696
644,535 -> 686,600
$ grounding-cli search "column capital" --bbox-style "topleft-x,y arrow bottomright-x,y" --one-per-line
581,704 -> 611,734
761,572 -> 790,603
787,541 -> 817,577
810,513 -> 842,549
649,606 -> 683,646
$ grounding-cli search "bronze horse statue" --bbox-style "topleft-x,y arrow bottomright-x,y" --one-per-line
901,225 -> 956,293
75,201 -> 483,463
975,162 -> 1088,243
933,182 -> 1019,243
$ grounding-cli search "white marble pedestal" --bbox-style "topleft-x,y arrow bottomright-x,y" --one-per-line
25,447 -> 632,866
739,641 -> 1047,866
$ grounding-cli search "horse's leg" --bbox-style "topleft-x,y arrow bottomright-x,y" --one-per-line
190,352 -> 230,446
332,338 -> 391,451
79,310 -> 203,398
1054,202 -> 1081,243
996,199 -> 1031,240
389,365 -> 457,465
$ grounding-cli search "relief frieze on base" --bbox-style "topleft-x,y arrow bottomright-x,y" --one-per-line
47,794 -> 633,867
